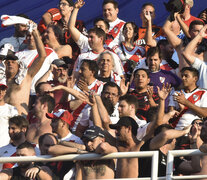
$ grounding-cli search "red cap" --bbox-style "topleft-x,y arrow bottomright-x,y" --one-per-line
46,109 -> 73,125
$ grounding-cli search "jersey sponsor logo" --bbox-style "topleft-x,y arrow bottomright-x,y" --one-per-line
193,94 -> 199,101
160,77 -> 166,83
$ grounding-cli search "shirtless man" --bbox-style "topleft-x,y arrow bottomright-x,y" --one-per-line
79,125 -> 116,179
109,116 -> 143,178
26,95 -> 55,143
3,22 -> 47,116
163,15 -> 206,77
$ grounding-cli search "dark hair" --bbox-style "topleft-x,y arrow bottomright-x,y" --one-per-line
88,27 -> 106,44
141,3 -> 155,11
38,133 -> 58,147
180,67 -> 199,78
119,94 -> 139,109
147,46 -> 162,60
9,116 -> 29,129
198,8 -> 207,23
16,13 -> 30,20
102,0 -> 118,9
47,24 -> 65,45
102,81 -> 121,96
133,68 -> 150,78
38,95 -> 55,113
189,20 -> 205,31
17,141 -> 35,151
93,18 -> 110,30
123,22 -> 138,42
80,59 -> 99,78
154,124 -> 173,136
35,82 -> 51,95
157,39 -> 178,69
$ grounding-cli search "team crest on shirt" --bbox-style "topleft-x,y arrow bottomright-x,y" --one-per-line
193,94 -> 199,101
114,27 -> 118,34
159,77 -> 165,83
144,96 -> 148,101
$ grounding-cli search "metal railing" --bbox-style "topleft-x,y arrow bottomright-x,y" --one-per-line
0,151 -> 159,180
166,149 -> 207,180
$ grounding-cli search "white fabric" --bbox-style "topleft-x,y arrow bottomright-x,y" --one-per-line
169,88 -> 207,130
1,15 -> 29,27
76,33 -> 91,53
60,132 -> 83,144
113,44 -> 145,65
74,49 -> 124,76
69,79 -> 104,132
0,104 -> 18,148
110,103 -> 119,124
16,47 -> 58,95
192,58 -> 207,89
107,18 -> 125,49
135,116 -> 149,141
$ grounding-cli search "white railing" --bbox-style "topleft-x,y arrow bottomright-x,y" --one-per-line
0,151 -> 159,180
166,149 -> 207,180
1,149 -> 207,179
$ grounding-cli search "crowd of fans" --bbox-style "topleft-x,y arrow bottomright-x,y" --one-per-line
0,0 -> 206,179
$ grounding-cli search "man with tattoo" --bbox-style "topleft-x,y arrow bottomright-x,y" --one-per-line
78,126 -> 116,179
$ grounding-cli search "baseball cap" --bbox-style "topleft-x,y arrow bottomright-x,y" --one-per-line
109,116 -> 138,136
46,109 -> 73,125
52,59 -> 68,68
0,44 -> 18,61
185,0 -> 193,8
0,79 -> 8,88
82,126 -> 105,141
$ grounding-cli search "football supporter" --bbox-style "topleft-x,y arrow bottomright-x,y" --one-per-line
0,116 -> 40,171
169,67 -> 207,130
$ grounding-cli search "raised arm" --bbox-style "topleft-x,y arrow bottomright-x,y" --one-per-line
150,125 -> 191,150
68,0 -> 85,43
175,13 -> 190,38
144,10 -> 157,47
27,22 -> 47,78
183,25 -> 207,65
163,16 -> 182,49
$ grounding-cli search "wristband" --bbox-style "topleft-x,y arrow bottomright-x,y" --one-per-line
34,165 -> 41,174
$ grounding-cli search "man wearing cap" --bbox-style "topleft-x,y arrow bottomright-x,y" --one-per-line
1,22 -> 47,117
78,125 -> 116,179
26,95 -> 55,144
0,80 -> 18,148
109,116 -> 143,178
36,59 -> 69,105
47,109 -> 83,179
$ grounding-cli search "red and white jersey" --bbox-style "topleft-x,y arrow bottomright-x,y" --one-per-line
169,88 -> 207,130
106,18 -> 125,49
0,143 -> 40,171
74,49 -> 124,76
69,79 -> 104,132
113,44 -> 146,73
16,47 -> 58,95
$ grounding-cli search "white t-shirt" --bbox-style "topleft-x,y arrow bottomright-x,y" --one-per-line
192,58 -> 207,89
169,88 -> 207,130
60,132 -> 83,144
16,47 -> 58,95
0,103 -> 18,148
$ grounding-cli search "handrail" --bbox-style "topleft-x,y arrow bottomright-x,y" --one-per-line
0,151 -> 159,180
166,149 -> 207,180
